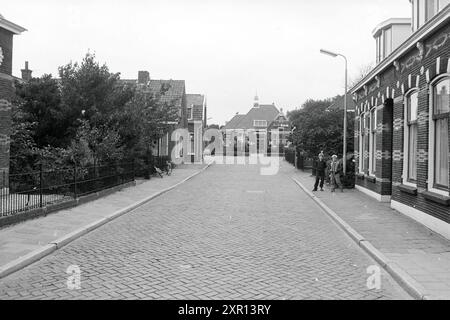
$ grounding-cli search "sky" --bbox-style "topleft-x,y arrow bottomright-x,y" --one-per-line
2,0 -> 412,126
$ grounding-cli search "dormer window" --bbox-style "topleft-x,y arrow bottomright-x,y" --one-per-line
373,19 -> 411,64
411,0 -> 450,32
254,120 -> 267,127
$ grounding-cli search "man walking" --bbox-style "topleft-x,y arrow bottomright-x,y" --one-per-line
313,152 -> 327,192
329,154 -> 344,193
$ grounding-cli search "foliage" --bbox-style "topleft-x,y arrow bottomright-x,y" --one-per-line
288,98 -> 354,159
10,52 -> 179,172
13,75 -> 64,148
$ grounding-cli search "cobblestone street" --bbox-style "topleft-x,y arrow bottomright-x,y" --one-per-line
0,160 -> 410,299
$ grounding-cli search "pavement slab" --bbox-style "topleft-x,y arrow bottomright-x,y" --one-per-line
0,159 -> 409,299
293,167 -> 450,300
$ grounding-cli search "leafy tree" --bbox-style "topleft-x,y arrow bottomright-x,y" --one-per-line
114,89 -> 179,160
288,98 -> 354,159
13,75 -> 64,148
69,120 -> 123,167
9,106 -> 39,173
207,124 -> 220,130
58,53 -> 133,144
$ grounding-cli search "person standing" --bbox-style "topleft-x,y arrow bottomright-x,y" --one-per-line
329,155 -> 344,192
313,153 -> 327,191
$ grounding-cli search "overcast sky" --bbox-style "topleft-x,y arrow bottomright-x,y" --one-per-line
3,0 -> 411,125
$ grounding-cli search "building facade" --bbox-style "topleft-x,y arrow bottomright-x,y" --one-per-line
121,71 -> 188,162
222,95 -> 290,155
352,2 -> 450,239
0,14 -> 26,190
186,94 -> 207,163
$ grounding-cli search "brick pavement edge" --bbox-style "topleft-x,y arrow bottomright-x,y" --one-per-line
0,163 -> 211,280
291,176 -> 429,300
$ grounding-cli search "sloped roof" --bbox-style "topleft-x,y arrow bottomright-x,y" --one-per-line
236,104 -> 280,130
186,94 -> 204,107
223,104 -> 280,130
147,80 -> 185,108
223,114 -> 246,130
0,14 -> 26,34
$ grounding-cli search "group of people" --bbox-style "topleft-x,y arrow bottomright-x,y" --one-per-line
312,151 -> 344,193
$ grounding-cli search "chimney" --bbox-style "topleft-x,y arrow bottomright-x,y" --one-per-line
138,70 -> 150,84
21,61 -> 32,81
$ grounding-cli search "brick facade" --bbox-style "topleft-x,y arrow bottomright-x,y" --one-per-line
0,27 -> 14,188
353,13 -> 450,232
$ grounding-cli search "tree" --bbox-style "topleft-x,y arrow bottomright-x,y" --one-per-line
349,63 -> 375,89
13,75 -> 64,148
9,106 -> 39,173
207,124 -> 220,130
288,98 -> 354,159
58,53 -> 133,144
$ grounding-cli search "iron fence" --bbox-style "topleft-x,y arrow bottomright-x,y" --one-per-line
0,161 -> 135,218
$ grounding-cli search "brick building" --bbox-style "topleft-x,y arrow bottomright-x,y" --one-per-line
352,2 -> 450,239
222,95 -> 290,155
0,14 -> 26,190
121,71 -> 188,162
186,94 -> 207,163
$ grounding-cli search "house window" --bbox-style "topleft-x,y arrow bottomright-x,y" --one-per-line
431,77 -> 449,190
364,113 -> 370,173
254,120 -> 267,127
439,0 -> 450,10
413,0 -> 449,31
383,28 -> 392,58
187,106 -> 193,120
360,112 -> 370,173
427,0 -> 437,20
405,91 -> 419,183
359,117 -> 363,172
369,108 -> 377,175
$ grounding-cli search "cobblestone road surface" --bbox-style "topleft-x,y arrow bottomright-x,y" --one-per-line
0,161 -> 410,299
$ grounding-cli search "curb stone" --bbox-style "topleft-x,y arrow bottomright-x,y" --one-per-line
291,176 -> 428,300
0,164 -> 211,280
0,244 -> 57,279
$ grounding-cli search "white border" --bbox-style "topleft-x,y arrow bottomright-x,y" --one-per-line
427,74 -> 450,197
356,185 -> 392,202
391,200 -> 450,240
403,88 -> 419,188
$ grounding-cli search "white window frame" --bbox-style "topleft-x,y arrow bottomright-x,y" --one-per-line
403,89 -> 419,187
369,107 -> 378,176
187,105 -> 193,120
359,115 -> 364,174
359,112 -> 370,174
427,74 -> 450,196
253,120 -> 267,127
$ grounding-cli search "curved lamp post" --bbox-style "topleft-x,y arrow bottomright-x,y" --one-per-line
320,48 -> 348,175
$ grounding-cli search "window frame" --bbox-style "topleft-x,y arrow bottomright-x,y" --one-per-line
253,120 -> 268,127
428,75 -> 450,196
403,89 -> 419,186
187,106 -> 193,121
359,111 -> 370,174
369,107 -> 378,176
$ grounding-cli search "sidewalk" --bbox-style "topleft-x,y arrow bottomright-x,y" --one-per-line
0,164 -> 208,278
292,168 -> 450,300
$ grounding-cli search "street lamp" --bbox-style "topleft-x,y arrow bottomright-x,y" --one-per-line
320,48 -> 348,175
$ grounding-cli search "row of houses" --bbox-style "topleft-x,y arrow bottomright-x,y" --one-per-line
0,13 -> 208,190
351,1 -> 450,239
121,71 -> 208,164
